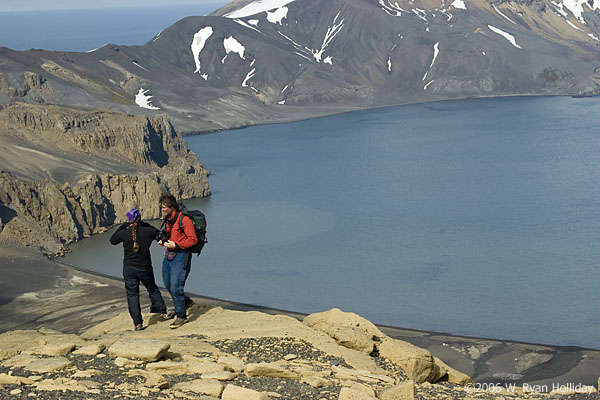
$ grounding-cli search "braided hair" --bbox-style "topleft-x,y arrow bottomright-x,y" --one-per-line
131,216 -> 141,253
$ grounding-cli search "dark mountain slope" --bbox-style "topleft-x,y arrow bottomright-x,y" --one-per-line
0,0 -> 598,134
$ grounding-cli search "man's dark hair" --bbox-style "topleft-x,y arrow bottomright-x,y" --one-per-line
159,192 -> 179,211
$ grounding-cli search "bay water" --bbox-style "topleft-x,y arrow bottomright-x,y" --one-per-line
0,3 -> 225,52
64,95 -> 600,349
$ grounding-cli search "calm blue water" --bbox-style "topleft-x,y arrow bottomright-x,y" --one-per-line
0,4 -> 225,52
64,95 -> 600,349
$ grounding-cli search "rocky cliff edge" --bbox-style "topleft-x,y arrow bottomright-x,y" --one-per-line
0,103 -> 210,255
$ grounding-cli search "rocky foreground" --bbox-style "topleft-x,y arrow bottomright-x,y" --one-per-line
1,303 -> 599,400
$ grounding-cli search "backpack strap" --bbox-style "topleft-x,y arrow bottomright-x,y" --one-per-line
177,211 -> 184,232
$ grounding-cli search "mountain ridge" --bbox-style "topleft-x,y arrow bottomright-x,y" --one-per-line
0,0 -> 598,134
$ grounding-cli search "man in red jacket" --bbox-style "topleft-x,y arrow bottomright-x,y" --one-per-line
158,192 -> 198,329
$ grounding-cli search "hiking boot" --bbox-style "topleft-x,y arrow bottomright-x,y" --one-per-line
185,298 -> 195,311
134,324 -> 145,331
169,317 -> 188,329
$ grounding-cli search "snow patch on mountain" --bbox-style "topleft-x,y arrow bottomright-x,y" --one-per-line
422,42 -> 440,81
488,25 -> 522,49
242,67 -> 256,87
224,36 -> 246,59
562,0 -> 600,24
135,88 -> 160,110
234,19 -> 262,33
493,4 -> 516,24
451,0 -> 466,10
311,11 -> 344,63
224,0 -> 296,19
191,26 -> 213,74
379,0 -> 405,16
267,6 -> 288,24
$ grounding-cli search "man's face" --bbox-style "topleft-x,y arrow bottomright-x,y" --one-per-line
161,204 -> 174,218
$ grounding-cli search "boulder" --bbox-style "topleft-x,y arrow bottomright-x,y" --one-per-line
222,384 -> 271,400
378,338 -> 440,383
108,338 -> 170,362
173,379 -> 225,397
303,308 -> 384,353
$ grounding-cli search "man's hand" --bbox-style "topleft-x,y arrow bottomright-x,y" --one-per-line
163,240 -> 177,250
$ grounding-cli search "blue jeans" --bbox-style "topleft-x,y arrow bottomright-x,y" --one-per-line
162,251 -> 191,318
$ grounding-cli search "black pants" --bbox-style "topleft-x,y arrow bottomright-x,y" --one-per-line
123,265 -> 167,326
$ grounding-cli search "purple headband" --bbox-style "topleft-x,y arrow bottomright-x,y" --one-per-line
126,209 -> 141,222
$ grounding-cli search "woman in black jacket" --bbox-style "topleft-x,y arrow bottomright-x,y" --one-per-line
110,209 -> 167,330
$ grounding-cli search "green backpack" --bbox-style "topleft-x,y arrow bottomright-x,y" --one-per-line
177,205 -> 207,255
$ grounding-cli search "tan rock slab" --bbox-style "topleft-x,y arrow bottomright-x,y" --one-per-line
0,330 -> 46,359
1,354 -> 40,369
302,376 -> 329,388
33,342 -> 76,356
115,357 -> 144,368
126,369 -> 169,389
218,355 -> 246,372
338,387 -> 377,400
378,338 -> 440,383
433,356 -> 473,385
73,343 -> 105,356
222,384 -> 271,400
333,366 -> 395,384
72,369 -> 102,378
34,378 -> 88,392
379,381 -> 415,400
146,357 -> 226,375
108,338 -> 170,361
24,356 -> 72,373
246,362 -> 299,380
202,370 -> 238,381
0,373 -> 34,385
304,308 -> 384,353
173,378 -> 225,397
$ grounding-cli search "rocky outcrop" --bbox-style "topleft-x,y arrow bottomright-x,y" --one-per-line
0,307 -> 478,400
0,103 -> 210,254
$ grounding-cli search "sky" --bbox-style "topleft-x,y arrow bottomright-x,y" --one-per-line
0,0 -> 229,12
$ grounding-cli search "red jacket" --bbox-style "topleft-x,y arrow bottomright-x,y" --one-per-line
165,210 -> 198,251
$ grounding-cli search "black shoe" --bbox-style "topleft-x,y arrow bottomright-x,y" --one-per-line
134,324 -> 145,331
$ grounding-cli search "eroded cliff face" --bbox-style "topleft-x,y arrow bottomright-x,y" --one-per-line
0,103 -> 210,255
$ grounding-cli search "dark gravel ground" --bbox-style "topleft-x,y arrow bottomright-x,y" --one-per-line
211,336 -> 351,367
